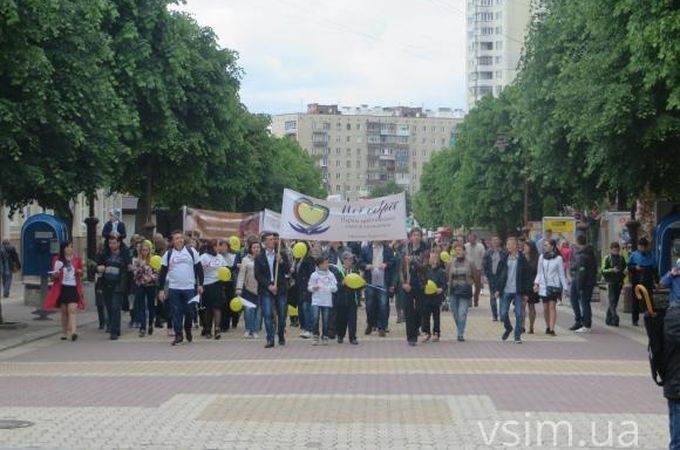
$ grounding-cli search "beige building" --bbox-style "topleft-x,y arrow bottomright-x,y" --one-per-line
271,104 -> 463,199
466,0 -> 543,108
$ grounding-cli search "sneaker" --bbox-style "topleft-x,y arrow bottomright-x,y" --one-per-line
569,324 -> 582,331
421,333 -> 431,343
379,329 -> 386,337
502,328 -> 513,341
365,326 -> 372,335
167,329 -> 175,337
264,341 -> 274,348
321,336 -> 329,346
514,339 -> 522,344
548,329 -> 556,336
71,333 -> 78,342
337,337 -> 344,344
214,333 -> 221,340
492,317 -> 499,322
457,336 -> 465,342
185,329 -> 193,343
139,330 -> 145,338
171,337 -> 183,346
244,331 -> 251,338
350,339 -> 358,345
312,336 -> 320,346
408,341 -> 417,347
300,331 -> 312,339
432,333 -> 440,342
148,326 -> 153,336
253,333 -> 259,339
575,326 -> 591,333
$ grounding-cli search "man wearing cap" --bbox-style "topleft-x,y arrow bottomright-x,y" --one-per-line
102,209 -> 127,241
628,237 -> 658,326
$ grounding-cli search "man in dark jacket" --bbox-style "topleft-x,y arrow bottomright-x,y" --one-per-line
102,208 -> 127,242
494,237 -> 530,343
96,233 -> 133,340
482,236 -> 506,321
255,232 -> 291,348
601,241 -> 627,327
570,234 -> 597,333
360,241 -> 394,337
628,237 -> 658,326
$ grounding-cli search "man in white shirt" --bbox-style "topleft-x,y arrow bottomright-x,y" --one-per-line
158,231 -> 204,346
465,233 -> 486,307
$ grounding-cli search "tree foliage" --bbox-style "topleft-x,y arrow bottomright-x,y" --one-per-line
416,0 -> 680,233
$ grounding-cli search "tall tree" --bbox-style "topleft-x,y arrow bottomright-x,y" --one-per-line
0,0 -> 130,232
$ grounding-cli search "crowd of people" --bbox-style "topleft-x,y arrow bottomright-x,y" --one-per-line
42,209 -> 678,347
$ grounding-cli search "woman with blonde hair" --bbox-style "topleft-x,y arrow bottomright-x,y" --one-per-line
133,240 -> 157,337
534,239 -> 568,336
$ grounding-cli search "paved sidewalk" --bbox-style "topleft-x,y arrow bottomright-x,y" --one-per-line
0,290 -> 669,449
0,280 -> 99,352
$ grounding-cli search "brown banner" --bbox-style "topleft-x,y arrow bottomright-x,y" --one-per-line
185,208 -> 260,239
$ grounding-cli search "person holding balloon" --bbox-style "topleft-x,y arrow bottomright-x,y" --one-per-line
421,248 -> 447,343
331,251 -> 362,345
200,239 -> 228,340
292,241 -> 315,339
307,253 -> 338,345
401,228 -> 429,346
133,241 -> 158,337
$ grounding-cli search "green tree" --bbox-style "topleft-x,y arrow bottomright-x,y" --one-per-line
105,2 -> 243,232
0,0 -> 130,232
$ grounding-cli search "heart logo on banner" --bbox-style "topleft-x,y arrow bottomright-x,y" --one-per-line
294,198 -> 329,227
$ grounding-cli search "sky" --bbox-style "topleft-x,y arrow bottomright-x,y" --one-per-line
175,0 -> 467,115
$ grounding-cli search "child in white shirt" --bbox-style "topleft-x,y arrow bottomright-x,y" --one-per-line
308,255 -> 338,345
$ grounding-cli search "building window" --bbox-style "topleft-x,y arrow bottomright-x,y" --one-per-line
336,148 -> 341,154
496,41 -> 503,50
356,161 -> 361,168
346,123 -> 351,131
284,120 -> 297,131
336,173 -> 341,179
480,71 -> 493,80
335,136 -> 340,142
346,161 -> 351,168
480,42 -> 493,51
495,11 -> 502,20
346,148 -> 352,156
479,56 -> 493,66
495,26 -> 502,35
356,124 -> 361,130
336,185 -> 341,192
481,27 -> 494,36
481,0 -> 493,5
336,160 -> 341,167
336,122 -> 342,129
495,56 -> 502,64
356,148 -> 361,155
478,12 -> 493,21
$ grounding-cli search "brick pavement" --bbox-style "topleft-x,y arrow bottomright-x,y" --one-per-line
0,292 -> 670,449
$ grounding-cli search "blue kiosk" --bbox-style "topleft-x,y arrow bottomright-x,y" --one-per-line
654,206 -> 680,277
20,214 -> 69,314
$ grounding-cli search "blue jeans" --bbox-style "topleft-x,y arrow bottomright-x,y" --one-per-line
488,278 -> 498,319
366,286 -> 389,330
168,288 -> 195,337
262,291 -> 287,344
104,291 -> 124,337
242,291 -> 261,334
2,270 -> 12,297
299,300 -> 313,333
312,305 -> 331,337
500,293 -> 524,341
571,282 -> 594,328
670,399 -> 680,449
449,295 -> 470,337
134,285 -> 156,330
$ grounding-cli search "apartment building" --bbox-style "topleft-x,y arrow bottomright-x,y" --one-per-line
271,104 -> 463,199
466,0 -> 541,108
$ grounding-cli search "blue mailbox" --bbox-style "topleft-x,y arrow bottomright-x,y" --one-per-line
21,214 -> 69,276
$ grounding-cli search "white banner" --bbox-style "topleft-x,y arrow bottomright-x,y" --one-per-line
260,209 -> 281,233
279,189 -> 407,242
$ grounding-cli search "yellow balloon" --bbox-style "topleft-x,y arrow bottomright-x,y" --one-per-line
440,251 -> 451,263
217,266 -> 231,282
288,305 -> 298,317
229,236 -> 241,252
425,280 -> 438,295
344,272 -> 366,290
229,297 -> 243,312
144,239 -> 153,249
292,242 -> 308,259
149,255 -> 162,271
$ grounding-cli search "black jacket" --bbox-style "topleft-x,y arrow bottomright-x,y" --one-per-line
102,220 -> 127,241
664,307 -> 680,400
96,244 -> 132,294
255,249 -> 291,293
482,248 -> 508,289
494,252 -> 530,296
572,245 -> 597,288
294,255 -> 316,303
330,265 -> 360,308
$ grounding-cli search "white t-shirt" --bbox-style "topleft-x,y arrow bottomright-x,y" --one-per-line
308,269 -> 338,307
162,247 -> 200,290
200,253 -> 226,286
54,260 -> 76,286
